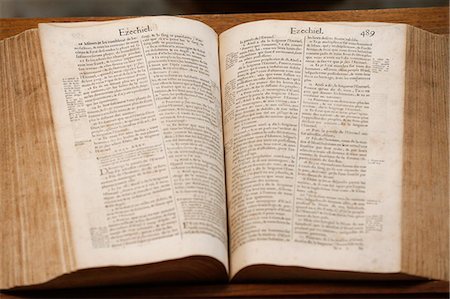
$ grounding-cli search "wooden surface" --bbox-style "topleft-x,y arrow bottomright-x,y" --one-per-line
1,281 -> 449,298
0,6 -> 448,40
1,6 -> 449,298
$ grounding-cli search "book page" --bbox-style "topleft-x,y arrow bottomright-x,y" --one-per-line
0,29 -> 76,289
220,21 -> 406,277
39,17 -> 227,271
401,27 -> 449,281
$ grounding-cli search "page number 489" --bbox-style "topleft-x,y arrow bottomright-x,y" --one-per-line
360,29 -> 375,37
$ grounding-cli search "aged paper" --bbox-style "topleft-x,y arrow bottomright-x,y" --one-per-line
39,16 -> 227,271
220,20 -> 406,277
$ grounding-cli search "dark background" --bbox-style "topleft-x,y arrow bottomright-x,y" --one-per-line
0,0 -> 448,17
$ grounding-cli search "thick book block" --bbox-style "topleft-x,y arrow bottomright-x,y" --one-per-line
0,13 -> 448,290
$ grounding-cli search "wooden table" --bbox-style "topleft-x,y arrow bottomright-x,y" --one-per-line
0,6 -> 448,39
1,7 -> 449,298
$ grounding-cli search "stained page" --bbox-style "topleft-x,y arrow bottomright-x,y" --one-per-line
220,20 -> 406,277
39,16 -> 227,271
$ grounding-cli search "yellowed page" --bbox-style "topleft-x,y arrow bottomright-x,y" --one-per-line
39,16 -> 227,271
0,29 -> 76,289
220,20 -> 406,277
401,27 -> 449,281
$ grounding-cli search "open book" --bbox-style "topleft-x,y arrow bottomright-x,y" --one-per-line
0,16 -> 448,289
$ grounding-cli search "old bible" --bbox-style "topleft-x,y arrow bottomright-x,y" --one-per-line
0,16 -> 448,289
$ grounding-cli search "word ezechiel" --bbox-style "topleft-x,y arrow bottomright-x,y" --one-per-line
118,25 -> 154,36
290,27 -> 323,34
